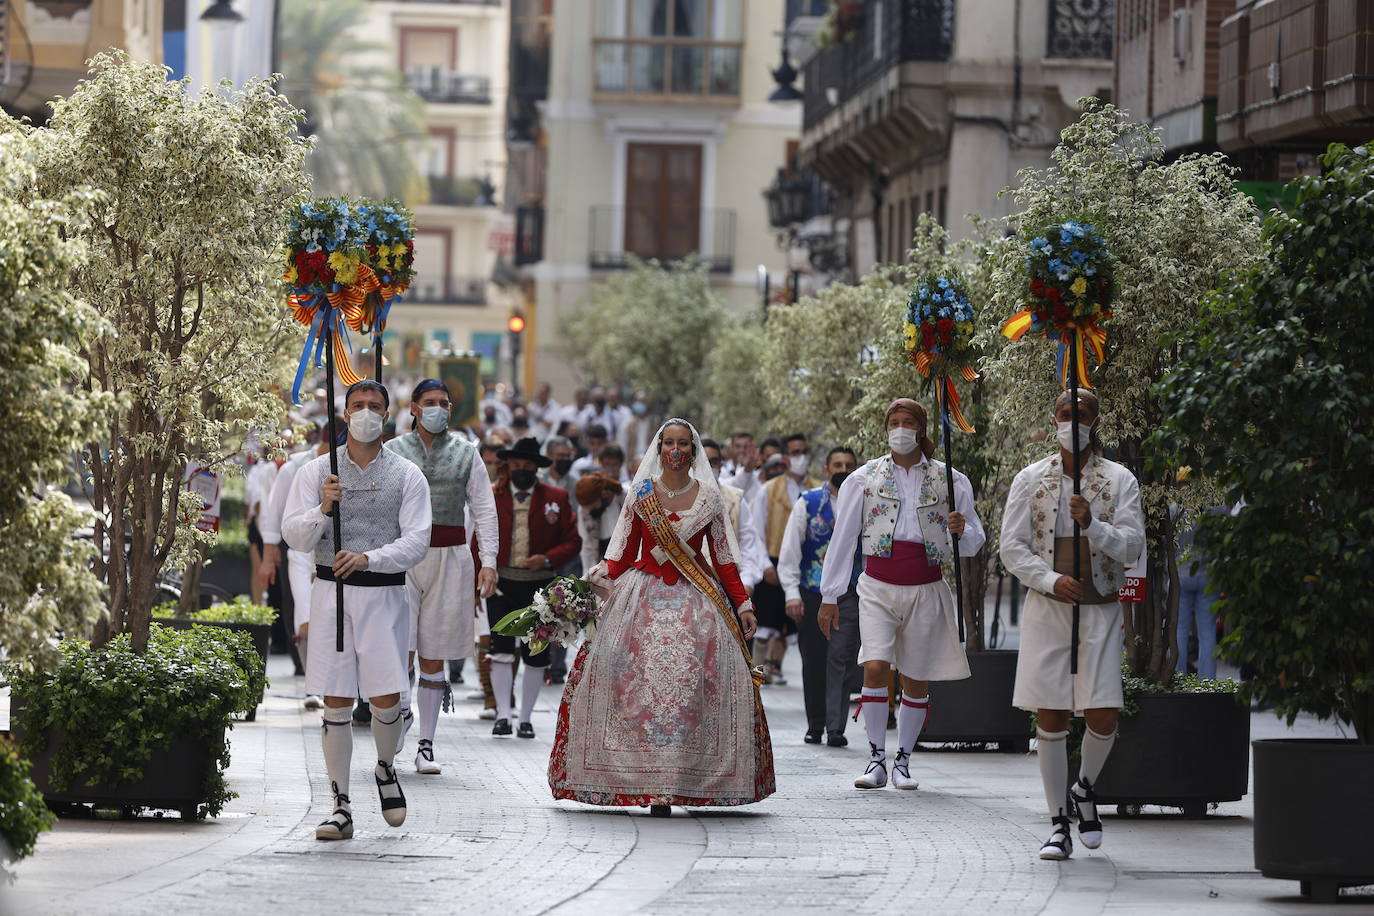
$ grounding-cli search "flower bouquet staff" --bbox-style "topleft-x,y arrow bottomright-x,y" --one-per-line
818,399 -> 984,791
550,420 -> 775,817
486,437 -> 581,739
383,378 -> 499,775
1000,387 -> 1144,861
283,380 -> 432,841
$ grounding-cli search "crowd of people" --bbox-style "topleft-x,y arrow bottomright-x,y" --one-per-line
241,377 -> 1146,862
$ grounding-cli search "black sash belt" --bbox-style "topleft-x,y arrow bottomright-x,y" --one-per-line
315,565 -> 406,588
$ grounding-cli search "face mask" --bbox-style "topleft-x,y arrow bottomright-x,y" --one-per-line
553,458 -> 573,475
1057,420 -> 1095,453
420,406 -> 449,434
632,401 -> 647,417
349,409 -> 384,443
510,468 -> 537,490
663,448 -> 691,471
788,454 -> 808,476
888,427 -> 920,455
830,471 -> 851,490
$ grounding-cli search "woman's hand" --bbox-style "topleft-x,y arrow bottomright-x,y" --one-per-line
739,609 -> 758,640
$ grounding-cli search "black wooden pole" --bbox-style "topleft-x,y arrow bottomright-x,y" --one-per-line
324,318 -> 345,652
940,375 -> 966,644
1069,333 -> 1082,676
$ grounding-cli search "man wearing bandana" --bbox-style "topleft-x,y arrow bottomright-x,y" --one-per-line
818,399 -> 984,792
384,379 -> 500,775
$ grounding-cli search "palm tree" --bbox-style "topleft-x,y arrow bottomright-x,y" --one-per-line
277,0 -> 428,201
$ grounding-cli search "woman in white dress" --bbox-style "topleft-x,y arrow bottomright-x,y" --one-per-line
548,419 -> 775,816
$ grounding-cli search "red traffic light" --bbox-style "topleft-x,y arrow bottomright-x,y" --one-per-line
507,313 -> 526,334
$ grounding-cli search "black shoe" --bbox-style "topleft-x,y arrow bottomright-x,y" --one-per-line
649,805 -> 671,818
1039,815 -> 1073,860
492,718 -> 512,736
517,721 -> 535,739
826,733 -> 849,748
804,729 -> 823,744
374,761 -> 407,827
352,701 -> 372,725
1070,778 -> 1104,849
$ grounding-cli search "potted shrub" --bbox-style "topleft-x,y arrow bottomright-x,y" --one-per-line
0,736 -> 56,880
153,597 -> 275,720
6,623 -> 265,821
1158,142 -> 1374,902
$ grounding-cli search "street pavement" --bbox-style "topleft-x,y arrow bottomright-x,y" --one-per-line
1,646 -> 1366,915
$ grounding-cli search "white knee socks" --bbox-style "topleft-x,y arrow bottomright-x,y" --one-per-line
860,686 -> 888,757
490,660 -> 514,721
417,671 -> 446,743
369,701 -> 404,767
897,694 -> 930,754
321,706 -> 354,797
1079,727 -> 1118,786
1037,728 -> 1070,817
520,665 -> 545,723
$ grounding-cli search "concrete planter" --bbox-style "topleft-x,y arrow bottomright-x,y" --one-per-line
1094,691 -> 1250,817
1253,738 -> 1374,903
923,650 -> 1033,752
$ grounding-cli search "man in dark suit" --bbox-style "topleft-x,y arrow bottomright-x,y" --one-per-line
488,437 -> 581,738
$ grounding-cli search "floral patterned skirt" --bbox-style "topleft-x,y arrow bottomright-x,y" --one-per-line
548,569 -> 775,807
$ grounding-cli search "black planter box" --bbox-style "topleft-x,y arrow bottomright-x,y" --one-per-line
11,696 -> 219,822
157,619 -> 269,721
200,553 -> 250,597
1253,738 -> 1374,902
1093,691 -> 1250,817
922,650 -> 1033,752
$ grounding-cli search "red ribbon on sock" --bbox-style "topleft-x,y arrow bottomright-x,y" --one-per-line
852,693 -> 888,722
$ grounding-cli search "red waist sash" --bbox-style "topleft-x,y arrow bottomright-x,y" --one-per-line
864,541 -> 942,586
430,525 -> 467,548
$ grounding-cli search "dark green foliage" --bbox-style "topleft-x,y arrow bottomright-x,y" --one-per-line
5,622 -> 267,817
1156,143 -> 1374,743
0,736 -> 56,875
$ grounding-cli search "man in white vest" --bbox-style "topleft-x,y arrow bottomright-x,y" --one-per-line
819,399 -> 984,791
283,380 -> 431,841
1000,387 -> 1144,861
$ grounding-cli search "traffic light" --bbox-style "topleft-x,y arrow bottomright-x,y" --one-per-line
507,311 -> 526,335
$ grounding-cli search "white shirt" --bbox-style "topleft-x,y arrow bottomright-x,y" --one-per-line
752,475 -> 804,559
527,397 -> 561,439
777,494 -> 813,602
819,458 -> 985,603
577,405 -> 620,440
735,490 -> 767,589
259,449 -> 316,546
245,460 -> 279,523
578,494 -> 623,572
281,451 -> 432,574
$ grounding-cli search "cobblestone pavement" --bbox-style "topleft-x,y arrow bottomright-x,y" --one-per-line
2,650 -> 1366,915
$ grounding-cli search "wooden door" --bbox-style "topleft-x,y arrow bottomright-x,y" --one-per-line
624,143 -> 702,260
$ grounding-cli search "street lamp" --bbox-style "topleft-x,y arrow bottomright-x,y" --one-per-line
200,0 -> 244,28
764,168 -> 813,229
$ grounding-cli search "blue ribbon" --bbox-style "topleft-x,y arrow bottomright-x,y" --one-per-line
291,299 -> 330,406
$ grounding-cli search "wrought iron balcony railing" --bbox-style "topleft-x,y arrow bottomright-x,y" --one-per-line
406,68 -> 492,104
587,206 -> 735,274
405,276 -> 488,305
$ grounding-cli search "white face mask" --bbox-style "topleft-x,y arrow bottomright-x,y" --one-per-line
420,406 -> 450,434
348,408 -> 384,443
1056,420 -> 1094,453
888,427 -> 920,455
788,454 -> 808,476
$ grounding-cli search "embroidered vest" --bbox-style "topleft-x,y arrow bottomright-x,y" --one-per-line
385,431 -> 475,527
1028,454 -> 1128,597
720,483 -> 743,533
800,486 -> 861,592
764,473 -> 818,557
859,455 -> 953,567
310,449 -> 408,566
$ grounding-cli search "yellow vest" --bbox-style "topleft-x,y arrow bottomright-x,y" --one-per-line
764,473 -> 818,557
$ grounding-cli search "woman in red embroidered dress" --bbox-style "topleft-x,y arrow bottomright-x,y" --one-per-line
549,419 -> 775,814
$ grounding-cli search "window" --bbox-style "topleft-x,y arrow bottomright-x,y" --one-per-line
624,143 -> 702,260
594,0 -> 743,99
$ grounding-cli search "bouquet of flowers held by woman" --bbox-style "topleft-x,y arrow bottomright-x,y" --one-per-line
492,576 -> 601,654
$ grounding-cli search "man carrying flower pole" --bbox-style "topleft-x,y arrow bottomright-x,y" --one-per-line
1000,222 -> 1145,861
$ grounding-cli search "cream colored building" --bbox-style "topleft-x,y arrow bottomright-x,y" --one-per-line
531,0 -> 800,394
355,0 -> 515,383
796,0 -> 1114,272
1,0 -> 162,122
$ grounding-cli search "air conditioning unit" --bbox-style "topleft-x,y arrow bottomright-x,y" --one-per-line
1172,8 -> 1192,64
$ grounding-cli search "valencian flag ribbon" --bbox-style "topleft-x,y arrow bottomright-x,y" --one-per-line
1001,220 -> 1115,675
914,352 -> 979,433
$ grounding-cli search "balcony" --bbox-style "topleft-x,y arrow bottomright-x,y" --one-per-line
801,0 -> 954,130
515,205 -> 544,266
427,175 -> 495,207
588,206 -> 735,274
1046,0 -> 1114,60
593,39 -> 742,102
406,68 -> 492,104
405,276 -> 488,305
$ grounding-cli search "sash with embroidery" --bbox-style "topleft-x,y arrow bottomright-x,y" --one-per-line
635,489 -> 767,688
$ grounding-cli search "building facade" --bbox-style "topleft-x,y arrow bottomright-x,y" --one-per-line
794,0 -> 1115,272
1,0 -> 163,123
356,0 -> 516,385
529,0 -> 801,394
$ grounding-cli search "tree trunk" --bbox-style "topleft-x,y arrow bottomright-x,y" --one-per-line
178,542 -> 209,617
961,548 -> 988,652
